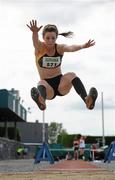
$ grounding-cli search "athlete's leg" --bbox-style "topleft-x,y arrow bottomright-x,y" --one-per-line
72,76 -> 98,110
58,72 -> 76,95
38,80 -> 55,100
58,72 -> 87,101
31,80 -> 54,110
85,87 -> 98,109
72,76 -> 87,102
58,72 -> 98,109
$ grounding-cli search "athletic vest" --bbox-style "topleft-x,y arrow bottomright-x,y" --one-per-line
35,44 -> 63,69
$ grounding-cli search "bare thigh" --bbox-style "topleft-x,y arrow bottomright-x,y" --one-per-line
38,80 -> 54,100
58,72 -> 77,95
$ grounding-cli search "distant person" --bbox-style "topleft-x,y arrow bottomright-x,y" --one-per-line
66,151 -> 72,160
16,147 -> 24,159
79,136 -> 86,159
27,20 -> 98,111
73,136 -> 80,160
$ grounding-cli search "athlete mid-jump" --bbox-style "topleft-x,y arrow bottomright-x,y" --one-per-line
27,20 -> 98,111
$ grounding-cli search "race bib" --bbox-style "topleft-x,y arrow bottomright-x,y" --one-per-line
42,56 -> 61,68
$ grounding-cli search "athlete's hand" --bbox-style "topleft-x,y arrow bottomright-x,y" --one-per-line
83,39 -> 95,48
27,20 -> 43,32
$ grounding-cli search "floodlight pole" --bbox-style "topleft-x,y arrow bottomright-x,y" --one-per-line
101,92 -> 105,146
42,110 -> 45,143
34,109 -> 54,164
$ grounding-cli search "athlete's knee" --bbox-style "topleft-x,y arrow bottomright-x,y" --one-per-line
38,80 -> 47,87
70,72 -> 77,78
65,72 -> 77,81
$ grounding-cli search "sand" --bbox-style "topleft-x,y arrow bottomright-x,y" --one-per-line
0,171 -> 115,180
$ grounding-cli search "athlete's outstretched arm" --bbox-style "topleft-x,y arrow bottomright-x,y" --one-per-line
27,20 -> 43,52
61,39 -> 95,53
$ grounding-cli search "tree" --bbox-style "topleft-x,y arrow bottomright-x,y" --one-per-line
48,122 -> 67,144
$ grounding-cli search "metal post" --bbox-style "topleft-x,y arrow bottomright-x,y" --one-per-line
101,92 -> 105,146
42,110 -> 45,143
34,110 -> 54,164
42,110 -> 46,159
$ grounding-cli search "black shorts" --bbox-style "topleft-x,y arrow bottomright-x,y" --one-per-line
44,74 -> 63,99
74,147 -> 79,151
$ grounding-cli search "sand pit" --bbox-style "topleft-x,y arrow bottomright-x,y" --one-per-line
0,171 -> 115,180
0,159 -> 115,180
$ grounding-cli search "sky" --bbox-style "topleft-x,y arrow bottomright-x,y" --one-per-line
0,0 -> 115,136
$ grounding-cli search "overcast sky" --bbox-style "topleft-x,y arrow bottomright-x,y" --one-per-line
0,0 -> 115,136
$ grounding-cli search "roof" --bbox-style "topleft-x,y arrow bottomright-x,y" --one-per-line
0,108 -> 26,122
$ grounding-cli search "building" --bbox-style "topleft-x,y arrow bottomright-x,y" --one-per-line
0,88 -> 27,121
17,121 -> 48,144
0,88 -> 49,160
0,88 -> 48,143
0,88 -> 27,140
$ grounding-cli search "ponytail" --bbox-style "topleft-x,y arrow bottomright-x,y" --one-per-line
42,24 -> 74,38
58,31 -> 74,38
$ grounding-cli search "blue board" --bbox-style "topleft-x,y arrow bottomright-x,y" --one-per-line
104,141 -> 115,163
34,142 -> 54,164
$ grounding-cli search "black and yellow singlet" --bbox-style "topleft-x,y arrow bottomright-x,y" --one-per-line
35,44 -> 63,69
